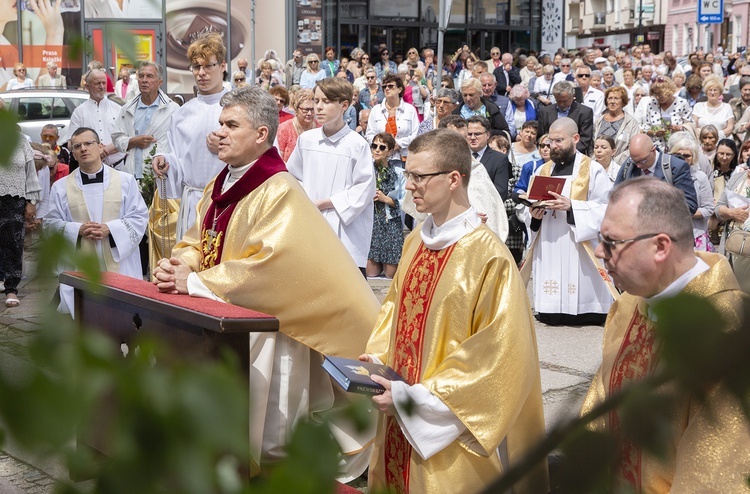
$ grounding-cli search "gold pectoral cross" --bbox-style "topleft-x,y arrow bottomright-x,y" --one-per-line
201,228 -> 223,269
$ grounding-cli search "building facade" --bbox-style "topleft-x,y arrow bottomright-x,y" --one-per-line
665,0 -> 748,56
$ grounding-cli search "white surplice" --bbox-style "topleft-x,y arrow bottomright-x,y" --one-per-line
160,90 -> 228,240
521,153 -> 613,315
44,166 -> 148,316
286,125 -> 375,267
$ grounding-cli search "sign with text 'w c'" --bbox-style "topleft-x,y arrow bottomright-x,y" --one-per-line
698,0 -> 723,23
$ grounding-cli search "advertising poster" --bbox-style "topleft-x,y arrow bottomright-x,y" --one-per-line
84,0 -> 161,20
165,0 -> 252,93
114,29 -> 155,71
17,0 -> 83,86
295,0 -> 322,56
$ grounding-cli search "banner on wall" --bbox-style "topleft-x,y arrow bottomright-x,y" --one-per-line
541,0 -> 564,54
295,0 -> 322,56
113,30 -> 155,71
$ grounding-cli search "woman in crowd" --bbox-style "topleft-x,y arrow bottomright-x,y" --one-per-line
593,136 -> 621,182
740,140 -> 750,166
601,66 -> 616,90
680,74 -> 705,109
716,165 -> 750,291
273,88 -> 316,162
232,71 -> 248,88
300,54 -> 326,89
692,75 -> 734,140
620,68 -> 637,100
399,47 -> 425,73
505,85 -> 537,140
699,124 -> 720,163
533,64 -> 556,106
268,86 -> 294,123
322,46 -> 340,77
255,61 -> 283,89
712,138 -> 742,202
488,134 -> 511,154
366,74 -> 420,161
590,71 -> 603,91
509,121 -> 540,174
641,76 -> 692,149
595,86 -> 640,163
405,67 -> 428,123
5,63 -> 34,91
672,70 -> 686,93
705,52 -> 724,78
358,68 -> 384,110
527,63 -> 544,93
374,48 -> 397,79
456,54 -> 477,88
417,89 -> 458,135
0,134 -> 41,308
366,132 -> 404,279
520,56 -> 538,87
669,137 -> 715,251
514,134 -> 550,194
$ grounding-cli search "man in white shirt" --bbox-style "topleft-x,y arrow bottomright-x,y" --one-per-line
63,69 -> 127,168
553,58 -> 574,87
576,65 -> 605,116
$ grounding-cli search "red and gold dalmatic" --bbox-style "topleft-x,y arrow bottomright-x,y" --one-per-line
581,252 -> 750,493
366,226 -> 549,494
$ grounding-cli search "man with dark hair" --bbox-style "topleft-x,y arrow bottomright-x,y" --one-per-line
362,128 -> 548,494
466,115 -> 511,201
153,86 -> 379,478
584,177 -> 750,492
537,81 -> 594,155
45,127 -> 148,316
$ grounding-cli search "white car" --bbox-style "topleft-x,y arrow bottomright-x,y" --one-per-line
0,88 -> 123,142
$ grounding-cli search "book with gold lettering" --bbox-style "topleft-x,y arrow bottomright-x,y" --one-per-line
322,356 -> 405,395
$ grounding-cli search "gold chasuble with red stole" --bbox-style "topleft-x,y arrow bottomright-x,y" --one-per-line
171,147 -> 381,475
366,216 -> 549,494
581,252 -> 750,493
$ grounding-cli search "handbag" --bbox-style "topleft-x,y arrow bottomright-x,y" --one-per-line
725,229 -> 750,257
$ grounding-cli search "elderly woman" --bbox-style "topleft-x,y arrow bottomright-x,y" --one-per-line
520,56 -> 538,87
505,85 -> 537,140
641,76 -> 692,149
358,68 -> 384,110
273,89 -> 316,162
255,61 -> 283,89
595,86 -> 640,163
366,73 -> 420,161
669,137 -> 716,251
699,124 -> 720,163
620,68 -> 637,100
533,64 -> 556,106
672,69 -> 686,92
692,75 -> 734,140
5,63 -> 34,91
715,165 -> 750,291
0,133 -> 41,307
601,66 -> 617,90
232,70 -> 248,88
299,54 -> 326,89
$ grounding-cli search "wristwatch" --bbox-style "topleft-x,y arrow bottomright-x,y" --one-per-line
26,199 -> 37,206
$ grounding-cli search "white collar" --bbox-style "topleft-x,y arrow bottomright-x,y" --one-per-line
222,159 -> 259,192
644,257 -> 709,320
420,206 -> 480,250
197,89 -> 228,105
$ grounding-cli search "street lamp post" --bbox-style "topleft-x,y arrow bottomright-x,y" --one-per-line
638,0 -> 643,44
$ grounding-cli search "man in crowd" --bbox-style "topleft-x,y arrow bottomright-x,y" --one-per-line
521,117 -> 614,326
485,46 -> 502,70
614,56 -> 632,84
284,50 -> 305,87
575,65 -> 605,116
730,76 -> 750,141
114,67 -> 137,101
479,72 -> 510,117
493,52 -> 521,96
583,177 -> 750,491
152,86 -> 379,478
615,134 -> 698,214
153,33 -> 229,241
45,127 -> 148,317
63,69 -> 127,168
537,81 -> 594,155
466,116 -> 511,201
40,124 -> 71,167
552,58 -> 574,86
472,60 -> 489,79
361,128 -> 548,494
456,78 -> 510,137
36,61 -> 66,87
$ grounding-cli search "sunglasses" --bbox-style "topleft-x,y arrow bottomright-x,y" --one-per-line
539,143 -> 550,149
235,77 -> 245,81
366,75 -> 376,80
383,83 -> 398,90
577,73 -> 591,78
371,143 -> 388,151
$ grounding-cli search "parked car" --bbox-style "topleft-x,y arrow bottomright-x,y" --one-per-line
0,88 -> 123,142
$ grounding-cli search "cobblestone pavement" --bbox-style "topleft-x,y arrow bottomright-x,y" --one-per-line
0,242 -> 602,492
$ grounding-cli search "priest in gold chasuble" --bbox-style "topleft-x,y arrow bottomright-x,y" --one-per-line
153,87 -> 380,479
361,129 -> 549,494
583,177 -> 750,492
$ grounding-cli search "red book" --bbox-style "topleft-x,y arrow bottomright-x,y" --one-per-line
527,175 -> 566,201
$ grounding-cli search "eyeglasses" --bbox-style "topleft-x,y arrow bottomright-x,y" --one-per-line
362,56 -> 370,60
366,75 -> 376,80
309,60 -> 319,64
71,140 -> 99,150
234,77 -> 245,81
189,62 -> 220,73
383,83 -> 398,90
577,73 -> 591,78
630,148 -> 654,165
371,143 -> 389,151
298,107 -> 315,113
491,52 -> 500,56
404,170 -> 450,184
408,51 -> 417,55
440,83 -> 450,88
539,143 -> 550,149
561,64 -> 570,67
434,99 -> 454,106
597,232 -> 668,258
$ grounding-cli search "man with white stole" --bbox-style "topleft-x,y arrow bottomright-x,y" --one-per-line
583,178 -> 750,491
152,33 -> 229,241
45,127 -> 148,317
520,117 -> 615,326
360,129 -> 549,494
152,87 -> 380,479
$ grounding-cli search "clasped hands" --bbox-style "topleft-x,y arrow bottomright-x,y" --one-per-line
152,257 -> 193,294
79,221 -> 110,241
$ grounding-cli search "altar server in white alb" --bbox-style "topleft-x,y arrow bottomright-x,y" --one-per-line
45,128 -> 148,317
152,32 -> 229,241
286,77 -> 375,272
519,117 -> 614,326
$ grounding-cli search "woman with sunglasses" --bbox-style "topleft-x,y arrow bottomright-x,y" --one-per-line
417,88 -> 459,135
273,89 -> 317,162
232,70 -> 248,88
366,132 -> 404,279
398,47 -> 425,74
374,48 -> 397,80
300,54 -> 325,89
668,137 -> 715,251
366,74 -> 420,161
5,63 -> 34,91
358,68 -> 384,110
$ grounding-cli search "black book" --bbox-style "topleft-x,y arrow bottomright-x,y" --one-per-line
322,356 -> 405,396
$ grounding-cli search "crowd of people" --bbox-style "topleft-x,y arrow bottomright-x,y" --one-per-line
2,35 -> 750,493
